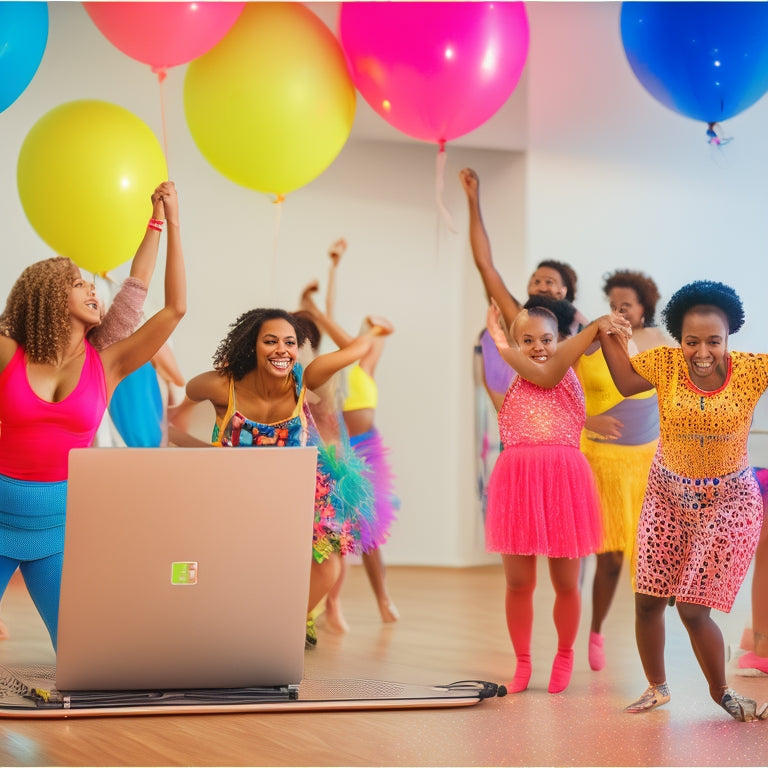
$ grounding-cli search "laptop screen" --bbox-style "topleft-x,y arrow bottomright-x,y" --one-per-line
56,447 -> 317,691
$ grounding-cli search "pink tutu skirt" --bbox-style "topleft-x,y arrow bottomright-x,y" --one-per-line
350,427 -> 398,549
485,443 -> 603,558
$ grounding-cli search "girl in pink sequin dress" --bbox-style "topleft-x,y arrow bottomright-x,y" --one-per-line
485,304 -> 622,694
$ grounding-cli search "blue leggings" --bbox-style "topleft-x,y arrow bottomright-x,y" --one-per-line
0,554 -> 62,650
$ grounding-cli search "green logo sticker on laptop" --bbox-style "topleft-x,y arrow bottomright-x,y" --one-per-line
171,562 -> 198,585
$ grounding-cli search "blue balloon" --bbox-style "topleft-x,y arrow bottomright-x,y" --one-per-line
0,2 -> 48,113
621,2 -> 768,123
109,362 -> 164,447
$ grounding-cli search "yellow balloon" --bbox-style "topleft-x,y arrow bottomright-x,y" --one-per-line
184,2 -> 356,197
17,100 -> 167,274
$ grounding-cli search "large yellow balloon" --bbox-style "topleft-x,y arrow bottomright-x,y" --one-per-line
17,100 -> 167,274
184,2 -> 356,197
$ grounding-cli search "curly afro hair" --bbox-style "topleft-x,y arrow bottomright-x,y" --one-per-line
602,270 -> 661,327
523,295 -> 576,338
212,308 -> 307,380
0,257 -> 75,364
536,260 -> 578,302
661,281 -> 744,342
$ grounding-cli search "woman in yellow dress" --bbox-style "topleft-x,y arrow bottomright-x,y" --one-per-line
576,270 -> 666,672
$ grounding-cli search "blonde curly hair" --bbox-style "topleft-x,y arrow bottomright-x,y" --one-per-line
0,257 -> 77,364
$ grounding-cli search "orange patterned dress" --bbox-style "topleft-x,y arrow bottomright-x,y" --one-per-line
629,347 -> 767,611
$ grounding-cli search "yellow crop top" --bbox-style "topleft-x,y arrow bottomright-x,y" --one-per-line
343,364 -> 378,411
631,347 -> 768,477
577,347 -> 655,417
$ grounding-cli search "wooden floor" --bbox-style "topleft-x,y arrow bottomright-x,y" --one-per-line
0,560 -> 767,767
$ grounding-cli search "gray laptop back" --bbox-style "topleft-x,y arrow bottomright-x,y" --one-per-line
56,447 -> 317,691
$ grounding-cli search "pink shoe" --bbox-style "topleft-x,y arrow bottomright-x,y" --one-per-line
588,631 -> 605,671
737,651 -> 768,676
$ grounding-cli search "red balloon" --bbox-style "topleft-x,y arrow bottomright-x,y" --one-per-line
83,2 -> 245,74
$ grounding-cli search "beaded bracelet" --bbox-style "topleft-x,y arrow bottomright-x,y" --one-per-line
148,217 -> 165,232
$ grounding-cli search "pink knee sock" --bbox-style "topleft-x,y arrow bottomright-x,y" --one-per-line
505,583 -> 534,693
548,648 -> 574,693
588,631 -> 605,671
549,586 -> 580,693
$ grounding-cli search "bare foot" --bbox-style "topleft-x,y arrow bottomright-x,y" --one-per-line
322,602 -> 350,634
379,600 -> 400,623
0,618 -> 9,639
299,281 -> 320,314
366,315 -> 394,336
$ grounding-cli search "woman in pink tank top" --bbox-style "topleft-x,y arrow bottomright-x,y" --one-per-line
0,181 -> 186,650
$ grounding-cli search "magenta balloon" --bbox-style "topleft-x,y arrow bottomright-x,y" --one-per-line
338,1 -> 529,144
83,2 -> 245,72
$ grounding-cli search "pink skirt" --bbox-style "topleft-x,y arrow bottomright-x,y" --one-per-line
633,458 -> 763,612
485,443 -> 603,558
349,427 -> 398,549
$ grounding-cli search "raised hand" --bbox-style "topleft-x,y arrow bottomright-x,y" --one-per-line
328,238 -> 347,266
459,167 -> 480,201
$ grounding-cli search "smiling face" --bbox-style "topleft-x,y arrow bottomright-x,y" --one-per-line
67,266 -> 101,327
680,306 -> 729,390
527,266 -> 567,301
256,318 -> 299,378
513,311 -> 558,363
608,286 -> 645,330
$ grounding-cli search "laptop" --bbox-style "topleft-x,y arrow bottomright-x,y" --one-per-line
0,447 -> 501,716
55,447 -> 317,697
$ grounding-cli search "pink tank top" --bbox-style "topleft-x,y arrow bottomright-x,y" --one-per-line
0,342 -> 107,481
498,367 -> 586,449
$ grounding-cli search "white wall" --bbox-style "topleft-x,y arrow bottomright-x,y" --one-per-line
1,2 -> 526,566
5,2 -> 768,565
524,1 -> 768,463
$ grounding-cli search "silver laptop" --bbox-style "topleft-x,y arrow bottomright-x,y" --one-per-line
56,447 -> 317,693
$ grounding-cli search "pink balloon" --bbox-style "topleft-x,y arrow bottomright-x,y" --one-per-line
338,2 -> 529,145
83,2 -> 245,74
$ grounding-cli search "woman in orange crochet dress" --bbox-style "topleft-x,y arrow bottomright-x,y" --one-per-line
576,270 -> 666,672
599,280 -> 768,721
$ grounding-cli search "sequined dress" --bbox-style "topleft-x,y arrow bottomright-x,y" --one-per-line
629,348 -> 767,611
212,363 -> 375,563
485,368 -> 603,557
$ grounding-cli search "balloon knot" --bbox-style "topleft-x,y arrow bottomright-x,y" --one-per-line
706,122 -> 732,146
438,139 -> 447,153
152,67 -> 168,83
273,193 -> 285,204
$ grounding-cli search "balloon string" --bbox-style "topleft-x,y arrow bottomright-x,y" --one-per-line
435,141 -> 457,234
271,195 -> 284,295
155,68 -> 170,173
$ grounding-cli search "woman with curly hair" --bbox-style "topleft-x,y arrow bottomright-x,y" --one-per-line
170,307 -> 392,639
599,280 -> 768,721
576,270 -> 666,672
0,181 -> 185,650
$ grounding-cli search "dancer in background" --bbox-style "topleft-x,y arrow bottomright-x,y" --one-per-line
299,238 -> 399,631
598,280 -> 768,721
0,181 -> 185,649
485,302 -> 620,694
576,270 -> 666,672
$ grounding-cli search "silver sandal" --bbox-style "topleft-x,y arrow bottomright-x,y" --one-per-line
720,689 -> 761,722
624,682 -> 671,713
